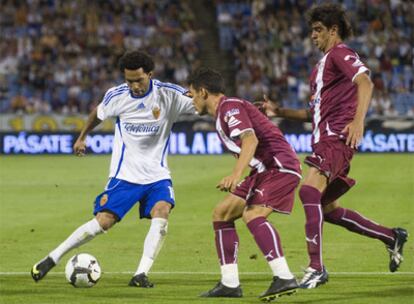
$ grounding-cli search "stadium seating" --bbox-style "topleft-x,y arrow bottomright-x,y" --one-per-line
215,0 -> 413,117
0,0 -> 199,114
1,1 -> 412,118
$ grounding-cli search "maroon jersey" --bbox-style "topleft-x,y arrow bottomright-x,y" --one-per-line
309,43 -> 370,145
216,96 -> 301,177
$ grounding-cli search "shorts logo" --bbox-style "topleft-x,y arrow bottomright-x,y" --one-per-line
100,194 -> 108,206
255,188 -> 264,196
168,186 -> 175,200
152,106 -> 161,119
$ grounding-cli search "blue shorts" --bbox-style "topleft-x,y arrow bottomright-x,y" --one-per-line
93,178 -> 175,220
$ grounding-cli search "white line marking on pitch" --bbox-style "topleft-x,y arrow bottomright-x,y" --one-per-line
1,271 -> 413,276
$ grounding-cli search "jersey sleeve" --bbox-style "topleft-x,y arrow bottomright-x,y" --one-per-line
331,47 -> 370,82
220,101 -> 254,138
174,92 -> 196,117
96,88 -> 122,120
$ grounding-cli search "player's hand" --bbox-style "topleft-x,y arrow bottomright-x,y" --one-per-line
342,120 -> 364,149
73,138 -> 87,156
254,95 -> 280,117
253,101 -> 266,114
216,173 -> 241,192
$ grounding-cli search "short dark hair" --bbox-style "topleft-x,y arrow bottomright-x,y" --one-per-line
118,50 -> 155,73
187,67 -> 225,94
307,3 -> 352,40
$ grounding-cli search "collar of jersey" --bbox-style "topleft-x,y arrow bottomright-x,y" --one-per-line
129,79 -> 153,99
216,95 -> 227,118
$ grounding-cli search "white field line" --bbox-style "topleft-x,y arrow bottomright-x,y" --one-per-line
1,271 -> 413,276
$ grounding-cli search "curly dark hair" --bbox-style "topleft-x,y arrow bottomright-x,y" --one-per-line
118,50 -> 154,73
187,67 -> 225,94
307,3 -> 353,40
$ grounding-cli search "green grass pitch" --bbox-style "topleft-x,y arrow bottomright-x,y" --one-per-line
0,154 -> 413,303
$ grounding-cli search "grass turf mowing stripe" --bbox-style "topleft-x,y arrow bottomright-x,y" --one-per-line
1,271 -> 414,275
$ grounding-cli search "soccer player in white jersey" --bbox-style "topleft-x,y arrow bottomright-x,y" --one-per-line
31,50 -> 195,287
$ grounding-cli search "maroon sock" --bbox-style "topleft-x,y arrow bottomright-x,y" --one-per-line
299,185 -> 324,271
247,217 -> 284,261
324,207 -> 395,246
213,221 -> 239,265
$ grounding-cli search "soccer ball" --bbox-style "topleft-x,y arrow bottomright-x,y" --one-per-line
65,253 -> 101,287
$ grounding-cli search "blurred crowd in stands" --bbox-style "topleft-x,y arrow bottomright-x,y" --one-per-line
0,0 -> 200,114
1,0 -> 412,119
216,0 -> 414,117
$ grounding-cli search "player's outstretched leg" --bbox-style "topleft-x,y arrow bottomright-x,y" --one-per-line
324,207 -> 395,244
387,227 -> 408,272
31,256 -> 56,282
31,218 -> 104,282
200,221 -> 242,298
299,266 -> 329,289
324,207 -> 409,271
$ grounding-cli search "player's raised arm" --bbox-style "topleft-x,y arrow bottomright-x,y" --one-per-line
73,107 -> 102,156
257,95 -> 311,122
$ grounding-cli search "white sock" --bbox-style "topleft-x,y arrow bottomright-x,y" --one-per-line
135,218 -> 168,275
221,263 -> 240,288
268,257 -> 294,279
49,218 -> 104,264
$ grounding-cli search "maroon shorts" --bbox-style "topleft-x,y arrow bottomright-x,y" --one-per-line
305,138 -> 356,205
232,169 -> 300,214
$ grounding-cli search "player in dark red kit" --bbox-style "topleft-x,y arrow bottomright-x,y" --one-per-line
257,3 -> 408,289
187,67 -> 301,302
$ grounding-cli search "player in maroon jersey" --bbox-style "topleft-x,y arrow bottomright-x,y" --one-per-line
187,67 -> 301,301
257,3 -> 408,289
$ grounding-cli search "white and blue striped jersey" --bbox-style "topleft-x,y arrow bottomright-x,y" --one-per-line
97,79 -> 195,184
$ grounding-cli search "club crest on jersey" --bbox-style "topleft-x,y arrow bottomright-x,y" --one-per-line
152,106 -> 161,119
100,194 -> 108,206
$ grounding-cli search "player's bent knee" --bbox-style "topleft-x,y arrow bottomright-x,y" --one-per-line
96,212 -> 117,231
212,205 -> 226,221
299,184 -> 322,203
212,204 -> 236,222
213,195 -> 245,222
151,202 -> 172,219
242,206 -> 271,224
242,211 -> 254,224
323,201 -> 340,214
